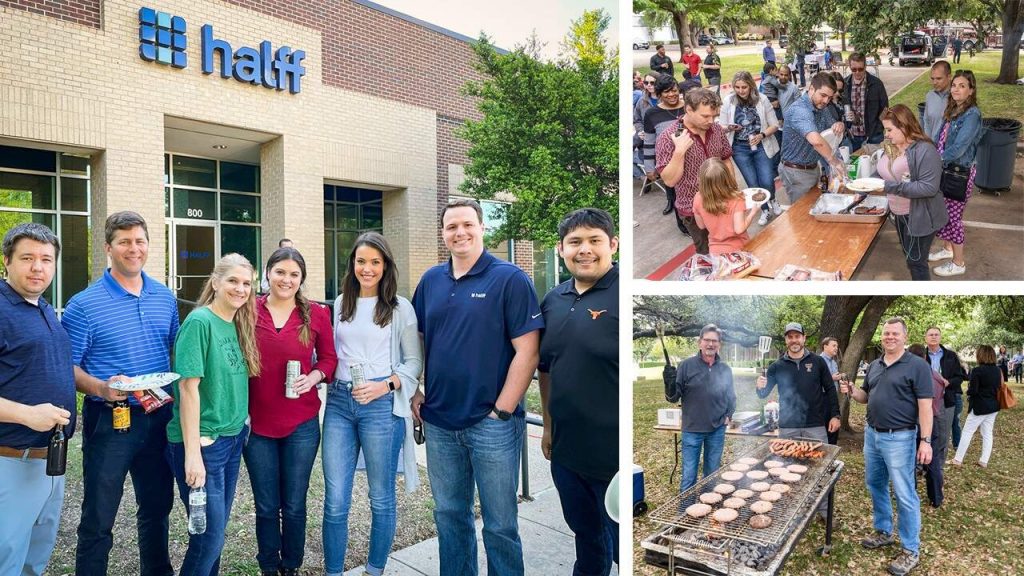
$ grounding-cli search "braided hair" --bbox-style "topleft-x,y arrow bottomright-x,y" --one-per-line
265,247 -> 312,345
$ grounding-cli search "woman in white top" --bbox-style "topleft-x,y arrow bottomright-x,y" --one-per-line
719,70 -> 781,226
322,232 -> 422,576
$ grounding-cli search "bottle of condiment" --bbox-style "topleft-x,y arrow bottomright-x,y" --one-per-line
46,423 -> 67,476
820,170 -> 830,193
113,399 -> 131,434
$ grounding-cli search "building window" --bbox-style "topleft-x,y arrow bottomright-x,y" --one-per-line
0,145 -> 91,312
323,184 -> 383,300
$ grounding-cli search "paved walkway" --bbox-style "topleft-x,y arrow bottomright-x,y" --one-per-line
343,422 -> 618,575
632,62 -> 1024,281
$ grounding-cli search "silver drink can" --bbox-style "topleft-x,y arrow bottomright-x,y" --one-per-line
349,363 -> 367,390
285,361 -> 301,399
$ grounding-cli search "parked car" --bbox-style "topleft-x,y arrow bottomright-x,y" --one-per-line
779,35 -> 789,48
896,32 -> 933,66
712,35 -> 734,45
697,34 -> 713,46
633,39 -> 650,50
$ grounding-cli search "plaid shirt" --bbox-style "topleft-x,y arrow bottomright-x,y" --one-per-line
655,120 -> 732,216
850,77 -> 867,137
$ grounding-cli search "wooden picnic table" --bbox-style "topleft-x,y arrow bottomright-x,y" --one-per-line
743,187 -> 886,280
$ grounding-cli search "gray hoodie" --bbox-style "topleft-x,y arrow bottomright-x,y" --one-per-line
882,140 -> 948,237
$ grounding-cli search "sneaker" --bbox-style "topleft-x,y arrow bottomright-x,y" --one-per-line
928,248 -> 953,261
933,261 -> 966,277
888,550 -> 920,576
771,200 -> 783,215
758,211 -> 769,226
861,530 -> 897,549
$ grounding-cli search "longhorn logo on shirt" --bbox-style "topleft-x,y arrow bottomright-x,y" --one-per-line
588,309 -> 607,320
805,363 -> 813,372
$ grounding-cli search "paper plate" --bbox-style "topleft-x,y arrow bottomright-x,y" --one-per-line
605,470 -> 621,524
743,188 -> 771,209
109,372 -> 180,391
846,178 -> 886,192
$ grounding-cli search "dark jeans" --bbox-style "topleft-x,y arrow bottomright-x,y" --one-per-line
243,417 -> 321,573
168,426 -> 248,576
550,461 -> 618,576
1014,364 -> 1022,383
677,212 -> 710,254
76,401 -> 174,576
922,404 -> 951,507
732,141 -> 778,209
952,394 -> 963,448
893,214 -> 935,280
849,132 -> 884,153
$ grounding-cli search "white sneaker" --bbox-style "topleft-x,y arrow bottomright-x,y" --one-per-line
758,212 -> 769,226
933,261 -> 966,277
928,248 -> 954,262
771,200 -> 783,215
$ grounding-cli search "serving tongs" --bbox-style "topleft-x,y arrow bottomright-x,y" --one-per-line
837,192 -> 868,214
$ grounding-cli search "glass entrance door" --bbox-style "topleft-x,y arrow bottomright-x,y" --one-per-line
168,222 -> 217,310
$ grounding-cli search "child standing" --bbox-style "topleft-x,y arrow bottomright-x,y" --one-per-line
693,158 -> 761,254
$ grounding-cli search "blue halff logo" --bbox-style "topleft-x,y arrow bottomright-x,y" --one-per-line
139,7 -> 187,68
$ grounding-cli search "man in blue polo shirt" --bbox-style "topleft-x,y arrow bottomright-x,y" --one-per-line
539,208 -> 619,576
779,72 -> 847,205
0,223 -> 75,576
61,212 -> 179,576
411,198 -> 543,576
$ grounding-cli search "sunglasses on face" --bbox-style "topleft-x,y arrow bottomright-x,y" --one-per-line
850,67 -> 866,72
644,80 -> 656,85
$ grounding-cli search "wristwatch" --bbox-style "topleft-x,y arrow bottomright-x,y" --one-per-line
492,406 -> 512,421
387,377 -> 396,392
919,437 -> 931,444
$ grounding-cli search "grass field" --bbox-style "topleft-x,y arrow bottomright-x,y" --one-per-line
632,375 -> 1024,576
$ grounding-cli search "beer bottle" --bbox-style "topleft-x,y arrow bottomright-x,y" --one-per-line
113,399 -> 131,434
46,423 -> 67,476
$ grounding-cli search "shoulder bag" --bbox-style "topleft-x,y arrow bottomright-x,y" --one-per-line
936,123 -> 969,202
997,380 -> 1017,410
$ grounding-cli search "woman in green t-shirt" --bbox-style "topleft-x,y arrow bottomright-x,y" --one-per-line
167,253 -> 261,574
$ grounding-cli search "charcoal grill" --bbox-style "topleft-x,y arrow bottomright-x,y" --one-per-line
642,437 -> 844,575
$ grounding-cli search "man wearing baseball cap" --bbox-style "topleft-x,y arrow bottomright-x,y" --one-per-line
756,322 -> 840,523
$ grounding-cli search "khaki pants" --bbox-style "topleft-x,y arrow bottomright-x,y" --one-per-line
779,163 -> 821,205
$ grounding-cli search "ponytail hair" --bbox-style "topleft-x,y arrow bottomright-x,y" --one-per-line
196,253 -> 261,376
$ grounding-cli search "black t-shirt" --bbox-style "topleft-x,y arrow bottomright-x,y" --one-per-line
862,352 -> 933,430
538,265 -> 619,482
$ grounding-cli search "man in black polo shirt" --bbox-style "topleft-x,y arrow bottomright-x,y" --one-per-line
756,322 -> 839,522
539,208 -> 619,576
843,317 -> 933,576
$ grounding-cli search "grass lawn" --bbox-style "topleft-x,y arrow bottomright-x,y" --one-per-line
889,50 -> 1024,125
632,375 -> 1024,576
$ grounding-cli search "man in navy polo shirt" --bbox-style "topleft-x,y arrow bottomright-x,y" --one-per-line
0,223 -> 75,576
62,212 -> 179,576
411,198 -> 543,576
539,208 -> 619,576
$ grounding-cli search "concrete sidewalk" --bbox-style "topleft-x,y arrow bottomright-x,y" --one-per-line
343,424 -> 618,575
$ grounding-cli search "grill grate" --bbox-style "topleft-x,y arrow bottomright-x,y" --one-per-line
648,437 -> 841,548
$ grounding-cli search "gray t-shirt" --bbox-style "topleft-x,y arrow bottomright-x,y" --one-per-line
922,89 -> 949,143
675,353 -> 736,433
861,351 -> 934,430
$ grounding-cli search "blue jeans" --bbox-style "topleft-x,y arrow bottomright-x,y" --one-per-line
732,141 -> 778,209
863,427 -> 920,554
76,401 -> 174,576
680,425 -> 726,492
425,415 -> 526,576
322,381 -> 404,576
167,426 -> 248,576
0,456 -> 65,576
550,461 -> 618,576
952,394 -> 963,447
243,416 -> 321,573
849,132 -> 884,153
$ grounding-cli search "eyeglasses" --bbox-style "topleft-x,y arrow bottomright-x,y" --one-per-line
644,80 -> 656,85
850,67 -> 866,72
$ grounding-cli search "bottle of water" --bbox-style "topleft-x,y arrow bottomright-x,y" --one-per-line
188,486 -> 207,535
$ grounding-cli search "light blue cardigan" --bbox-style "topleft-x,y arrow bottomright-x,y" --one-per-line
333,295 -> 423,493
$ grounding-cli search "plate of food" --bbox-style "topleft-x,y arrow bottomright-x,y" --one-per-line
743,187 -> 771,209
845,177 -> 886,192
109,372 -> 180,391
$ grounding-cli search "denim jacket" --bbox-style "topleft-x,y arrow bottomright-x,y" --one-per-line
939,106 -> 983,169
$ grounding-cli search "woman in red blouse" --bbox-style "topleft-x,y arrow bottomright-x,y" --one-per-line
243,247 -> 338,576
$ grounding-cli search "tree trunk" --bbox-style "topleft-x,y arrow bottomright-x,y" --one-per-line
995,0 -> 1023,84
839,296 -> 898,431
671,11 -> 689,56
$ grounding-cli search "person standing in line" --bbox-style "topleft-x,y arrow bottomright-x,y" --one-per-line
843,53 -> 889,152
762,39 -> 777,80
921,61 -> 952,142
0,223 -> 75,576
819,337 -> 845,445
930,70 -> 984,277
323,233 -> 422,576
843,317 -> 932,576
650,44 -> 674,78
951,345 -> 1003,468
539,208 -> 619,576
167,253 -> 261,575
692,158 -> 761,254
245,247 -> 337,576
411,199 -> 543,576
63,212 -> 179,576
907,343 -> 949,509
642,75 -> 686,218
703,44 -> 722,94
674,324 -> 735,491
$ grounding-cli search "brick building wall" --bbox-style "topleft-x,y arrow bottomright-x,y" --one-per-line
0,0 -> 101,28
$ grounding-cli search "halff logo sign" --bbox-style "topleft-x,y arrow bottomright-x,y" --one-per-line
137,7 -> 307,94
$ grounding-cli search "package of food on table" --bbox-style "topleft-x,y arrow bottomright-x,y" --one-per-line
773,264 -> 843,281
714,251 -> 760,280
678,254 -> 719,281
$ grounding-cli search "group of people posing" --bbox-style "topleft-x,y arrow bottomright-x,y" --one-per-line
0,201 -> 620,576
670,320 -> 1007,576
634,52 -> 985,280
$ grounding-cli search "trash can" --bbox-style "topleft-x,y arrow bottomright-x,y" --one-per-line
975,118 -> 1022,190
